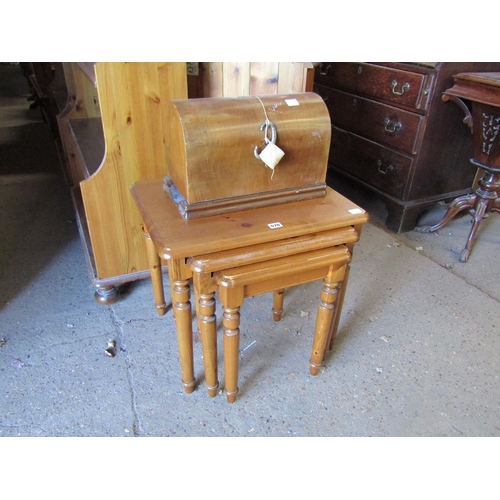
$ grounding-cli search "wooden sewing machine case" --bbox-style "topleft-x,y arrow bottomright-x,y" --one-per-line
164,92 -> 331,219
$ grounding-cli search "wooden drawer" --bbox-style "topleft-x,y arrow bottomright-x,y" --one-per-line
315,62 -> 430,111
317,85 -> 423,155
330,126 -> 413,200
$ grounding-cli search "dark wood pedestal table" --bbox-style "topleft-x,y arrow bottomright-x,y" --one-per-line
416,72 -> 500,262
131,179 -> 368,402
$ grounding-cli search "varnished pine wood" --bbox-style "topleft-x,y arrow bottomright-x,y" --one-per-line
168,259 -> 195,393
81,63 -> 187,280
327,223 -> 364,349
187,226 -> 361,397
188,227 -> 358,273
57,63 -> 188,289
131,179 -> 369,398
144,231 -> 167,316
131,181 -> 368,260
309,264 -> 347,375
192,271 -> 219,396
215,245 -> 351,402
272,289 -> 285,321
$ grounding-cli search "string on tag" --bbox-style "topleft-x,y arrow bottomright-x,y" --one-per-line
255,96 -> 271,144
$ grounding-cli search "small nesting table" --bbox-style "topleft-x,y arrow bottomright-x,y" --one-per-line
131,179 -> 368,402
416,72 -> 500,262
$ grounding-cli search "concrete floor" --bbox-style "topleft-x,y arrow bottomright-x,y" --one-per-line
1,64 -> 500,442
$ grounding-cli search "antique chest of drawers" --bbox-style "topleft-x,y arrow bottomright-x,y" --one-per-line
164,93 -> 331,219
314,62 -> 500,232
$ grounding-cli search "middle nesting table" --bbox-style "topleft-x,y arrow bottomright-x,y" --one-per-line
131,179 -> 369,402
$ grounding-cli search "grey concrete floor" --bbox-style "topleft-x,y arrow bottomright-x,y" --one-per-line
1,64 -> 500,443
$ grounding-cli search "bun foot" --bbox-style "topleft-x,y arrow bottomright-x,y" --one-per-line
94,285 -> 120,305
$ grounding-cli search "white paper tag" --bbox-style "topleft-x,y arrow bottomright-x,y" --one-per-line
259,141 -> 285,170
285,98 -> 300,106
348,208 -> 364,214
268,222 -> 283,229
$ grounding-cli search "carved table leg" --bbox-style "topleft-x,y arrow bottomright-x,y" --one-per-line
272,289 -> 285,321
144,231 -> 167,316
168,259 -> 195,394
417,167 -> 500,261
193,272 -> 219,397
460,196 -> 489,262
459,169 -> 500,261
415,194 -> 476,233
309,264 -> 347,376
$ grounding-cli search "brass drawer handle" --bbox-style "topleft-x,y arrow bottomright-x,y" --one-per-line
391,80 -> 410,96
319,63 -> 331,76
384,118 -> 401,134
377,159 -> 393,175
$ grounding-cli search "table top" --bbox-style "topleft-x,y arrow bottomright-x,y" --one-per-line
131,179 -> 369,260
454,72 -> 500,88
444,72 -> 500,107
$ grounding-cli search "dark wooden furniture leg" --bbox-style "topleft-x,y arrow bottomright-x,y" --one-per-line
416,166 -> 500,262
460,169 -> 500,262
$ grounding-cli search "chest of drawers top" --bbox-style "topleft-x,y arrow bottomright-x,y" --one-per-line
315,62 -> 437,113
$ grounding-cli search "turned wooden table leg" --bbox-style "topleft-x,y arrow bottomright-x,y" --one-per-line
327,264 -> 349,351
309,264 -> 347,375
272,289 -> 285,321
193,272 -> 219,397
144,231 -> 167,316
219,287 -> 244,403
327,228 -> 358,350
168,259 -> 196,394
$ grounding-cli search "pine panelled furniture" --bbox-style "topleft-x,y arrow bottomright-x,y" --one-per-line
313,62 -> 500,233
131,179 -> 368,402
416,72 -> 500,262
55,62 -> 315,304
56,62 -> 188,303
